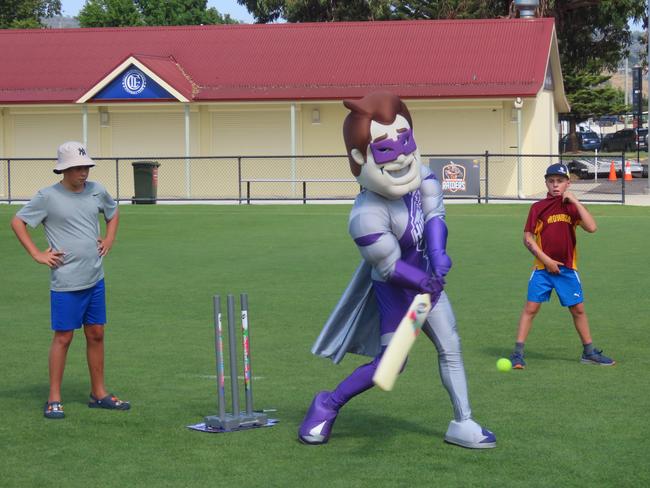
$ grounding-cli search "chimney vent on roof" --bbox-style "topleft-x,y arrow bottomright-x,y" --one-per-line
513,0 -> 539,19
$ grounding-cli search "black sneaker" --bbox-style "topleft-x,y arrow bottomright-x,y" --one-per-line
510,352 -> 526,369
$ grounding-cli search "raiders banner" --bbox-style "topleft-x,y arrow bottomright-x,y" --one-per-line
428,158 -> 480,197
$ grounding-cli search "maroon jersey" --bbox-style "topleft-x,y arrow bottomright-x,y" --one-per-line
525,195 -> 581,270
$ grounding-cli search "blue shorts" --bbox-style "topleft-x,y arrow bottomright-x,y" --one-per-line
50,279 -> 106,331
527,267 -> 584,307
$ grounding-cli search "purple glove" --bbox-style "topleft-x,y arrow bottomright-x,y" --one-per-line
424,217 -> 452,278
389,260 -> 444,297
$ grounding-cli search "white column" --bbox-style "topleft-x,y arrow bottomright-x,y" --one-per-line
185,104 -> 191,198
515,97 -> 524,198
291,103 -> 297,195
82,104 -> 88,147
0,108 -> 4,197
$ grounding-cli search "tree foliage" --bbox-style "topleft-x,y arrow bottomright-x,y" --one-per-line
564,72 -> 627,119
391,0 -> 509,20
78,0 -> 237,27
236,0 -> 392,23
0,0 -> 61,29
542,0 -> 645,73
78,0 -> 144,27
538,1 -> 645,124
136,0 -> 234,26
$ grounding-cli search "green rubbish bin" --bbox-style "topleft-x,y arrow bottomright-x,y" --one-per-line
131,161 -> 160,204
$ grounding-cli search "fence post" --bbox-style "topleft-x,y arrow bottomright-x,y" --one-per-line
238,157 -> 242,205
302,181 -> 307,204
247,180 -> 251,205
476,157 -> 481,204
7,159 -> 11,204
115,158 -> 120,204
484,151 -> 489,204
621,152 -> 626,205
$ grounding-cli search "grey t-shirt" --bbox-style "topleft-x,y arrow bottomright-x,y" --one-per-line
16,181 -> 117,292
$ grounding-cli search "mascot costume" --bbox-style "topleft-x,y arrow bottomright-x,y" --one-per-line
298,91 -> 496,449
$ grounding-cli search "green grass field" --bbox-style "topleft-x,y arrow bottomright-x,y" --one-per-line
1,203 -> 649,488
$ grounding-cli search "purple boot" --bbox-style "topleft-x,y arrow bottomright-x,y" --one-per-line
298,391 -> 339,445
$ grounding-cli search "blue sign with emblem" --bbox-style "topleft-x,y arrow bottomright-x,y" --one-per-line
94,67 -> 174,100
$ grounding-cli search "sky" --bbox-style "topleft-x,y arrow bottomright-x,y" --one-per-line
59,0 -> 255,23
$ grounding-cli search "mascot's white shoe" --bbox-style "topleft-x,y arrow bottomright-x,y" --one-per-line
444,419 -> 496,449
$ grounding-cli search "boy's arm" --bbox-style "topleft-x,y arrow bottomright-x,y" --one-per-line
523,231 -> 563,274
98,209 -> 119,257
10,216 -> 64,268
563,191 -> 597,233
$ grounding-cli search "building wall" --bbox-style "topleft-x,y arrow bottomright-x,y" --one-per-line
109,108 -> 191,157
0,99 -> 556,159
5,107 -> 88,157
212,104 -> 292,157
522,90 -> 561,196
1,95 -> 560,200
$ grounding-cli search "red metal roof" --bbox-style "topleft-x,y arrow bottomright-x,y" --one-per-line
130,54 -> 196,100
0,18 -> 558,104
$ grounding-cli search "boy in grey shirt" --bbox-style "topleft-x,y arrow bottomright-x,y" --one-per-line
11,141 -> 130,419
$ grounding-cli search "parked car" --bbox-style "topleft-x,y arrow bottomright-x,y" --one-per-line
559,131 -> 601,153
600,129 -> 636,152
597,115 -> 619,126
566,158 -> 645,179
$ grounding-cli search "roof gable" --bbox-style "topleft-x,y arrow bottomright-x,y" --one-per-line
77,55 -> 192,103
0,19 -> 564,105
92,67 -> 175,101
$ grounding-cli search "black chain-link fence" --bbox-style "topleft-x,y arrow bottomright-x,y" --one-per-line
1,152 -> 645,204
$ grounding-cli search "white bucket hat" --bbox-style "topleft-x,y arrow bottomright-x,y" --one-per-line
54,141 -> 95,174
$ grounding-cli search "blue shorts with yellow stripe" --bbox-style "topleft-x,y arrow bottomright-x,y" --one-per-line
527,266 -> 583,307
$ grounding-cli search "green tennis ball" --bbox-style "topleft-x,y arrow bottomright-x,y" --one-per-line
496,358 -> 512,372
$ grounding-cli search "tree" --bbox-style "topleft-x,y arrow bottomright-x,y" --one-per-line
564,73 -> 627,119
391,0 -> 509,20
562,71 -> 627,149
78,0 -> 237,27
136,0 -> 235,26
539,0 -> 646,73
537,1 -> 646,147
237,0 -> 392,23
78,0 -> 144,27
0,0 -> 61,29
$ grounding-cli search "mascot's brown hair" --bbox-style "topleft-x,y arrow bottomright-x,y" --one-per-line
342,91 -> 413,176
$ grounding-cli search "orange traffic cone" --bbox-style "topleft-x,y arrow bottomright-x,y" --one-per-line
608,161 -> 617,181
624,161 -> 633,181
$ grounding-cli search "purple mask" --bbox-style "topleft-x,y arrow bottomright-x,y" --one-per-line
369,128 -> 417,164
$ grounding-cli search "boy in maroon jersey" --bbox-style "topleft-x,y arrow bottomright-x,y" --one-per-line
509,163 -> 615,368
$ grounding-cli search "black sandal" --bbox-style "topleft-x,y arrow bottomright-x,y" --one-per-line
44,401 -> 65,419
88,393 -> 130,410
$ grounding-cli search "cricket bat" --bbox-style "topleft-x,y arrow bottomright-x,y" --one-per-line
372,293 -> 432,391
